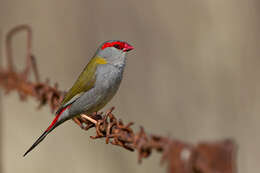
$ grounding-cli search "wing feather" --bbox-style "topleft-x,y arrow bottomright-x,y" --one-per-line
56,56 -> 107,114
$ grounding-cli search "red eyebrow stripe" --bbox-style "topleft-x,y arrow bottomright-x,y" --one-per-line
101,41 -> 124,50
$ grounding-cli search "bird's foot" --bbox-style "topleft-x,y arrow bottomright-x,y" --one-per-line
81,114 -> 97,124
72,109 -> 114,131
72,117 -> 85,129
73,112 -> 101,130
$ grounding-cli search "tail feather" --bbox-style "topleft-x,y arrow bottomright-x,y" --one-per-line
23,130 -> 49,157
23,106 -> 70,157
23,122 -> 61,157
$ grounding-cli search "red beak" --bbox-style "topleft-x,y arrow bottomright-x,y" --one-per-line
123,43 -> 134,52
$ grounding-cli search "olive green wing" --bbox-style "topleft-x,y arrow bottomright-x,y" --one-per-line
56,56 -> 107,114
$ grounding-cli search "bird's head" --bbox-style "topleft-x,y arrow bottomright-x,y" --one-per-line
95,40 -> 134,69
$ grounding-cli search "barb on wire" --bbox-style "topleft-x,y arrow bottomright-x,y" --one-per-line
0,25 -> 237,173
1,25 -> 63,110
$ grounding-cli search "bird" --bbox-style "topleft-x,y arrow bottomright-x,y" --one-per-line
23,40 -> 134,156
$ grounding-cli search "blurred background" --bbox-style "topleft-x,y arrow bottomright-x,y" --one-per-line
1,0 -> 260,172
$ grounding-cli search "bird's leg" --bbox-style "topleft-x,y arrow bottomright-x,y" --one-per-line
81,114 -> 97,124
72,117 -> 84,129
72,112 -> 102,130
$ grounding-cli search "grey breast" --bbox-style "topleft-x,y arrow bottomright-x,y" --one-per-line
69,63 -> 124,116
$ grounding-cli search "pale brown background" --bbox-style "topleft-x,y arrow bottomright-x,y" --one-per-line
1,0 -> 260,173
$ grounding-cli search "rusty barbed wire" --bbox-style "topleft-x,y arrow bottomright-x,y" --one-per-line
0,25 -> 237,173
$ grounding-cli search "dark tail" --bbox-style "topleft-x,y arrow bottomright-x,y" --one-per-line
23,122 -> 60,157
23,130 -> 49,157
23,106 -> 70,157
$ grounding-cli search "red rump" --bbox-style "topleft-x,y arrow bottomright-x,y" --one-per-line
46,105 -> 71,131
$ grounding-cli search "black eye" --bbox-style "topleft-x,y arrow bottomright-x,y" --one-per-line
113,44 -> 121,49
